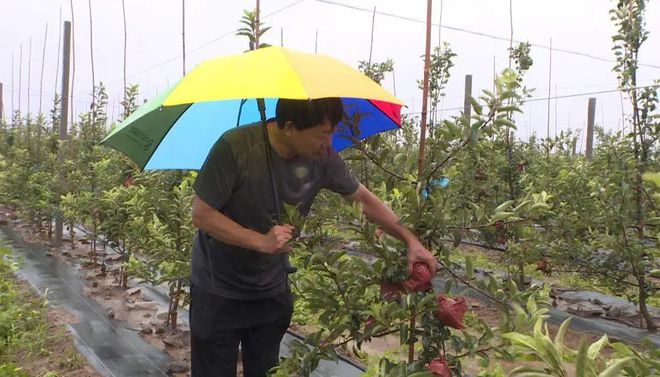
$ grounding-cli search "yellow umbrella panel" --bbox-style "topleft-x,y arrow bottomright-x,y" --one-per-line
101,46 -> 403,170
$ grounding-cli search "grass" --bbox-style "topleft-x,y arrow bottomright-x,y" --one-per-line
0,246 -> 88,376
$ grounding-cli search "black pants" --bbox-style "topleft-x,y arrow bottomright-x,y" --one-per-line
190,285 -> 293,377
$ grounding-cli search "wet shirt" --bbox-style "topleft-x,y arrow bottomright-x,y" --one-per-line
192,123 -> 359,300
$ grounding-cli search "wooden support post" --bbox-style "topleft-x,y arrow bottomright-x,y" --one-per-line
585,97 -> 596,161
55,21 -> 72,247
122,0 -> 127,119
39,23 -> 48,114
463,74 -> 473,121
0,83 -> 4,123
368,6 -> 376,69
416,0 -> 433,181
255,0 -> 260,48
11,52 -> 14,121
18,44 -> 22,116
69,0 -> 76,125
546,38 -> 552,139
88,0 -> 95,99
182,0 -> 186,76
27,37 -> 32,115
53,7 -> 62,124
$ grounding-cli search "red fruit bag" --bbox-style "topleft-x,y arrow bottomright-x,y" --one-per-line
435,295 -> 467,330
380,281 -> 402,301
403,262 -> 433,292
363,316 -> 376,341
364,316 -> 376,332
427,357 -> 451,377
123,176 -> 134,187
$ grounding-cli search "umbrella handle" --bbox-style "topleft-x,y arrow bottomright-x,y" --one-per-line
258,98 -> 297,274
257,98 -> 282,226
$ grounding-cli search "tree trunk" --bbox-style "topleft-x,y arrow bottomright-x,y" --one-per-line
121,254 -> 129,288
169,279 -> 183,330
100,238 -> 106,276
119,239 -> 127,287
119,264 -> 124,287
91,220 -> 97,266
166,286 -> 174,328
69,222 -> 75,249
518,261 -> 526,288
636,269 -> 657,331
408,307 -> 416,363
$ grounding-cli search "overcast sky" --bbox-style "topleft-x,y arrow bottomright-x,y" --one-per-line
2,0 -> 659,148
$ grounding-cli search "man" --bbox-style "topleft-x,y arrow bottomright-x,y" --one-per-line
190,98 -> 437,376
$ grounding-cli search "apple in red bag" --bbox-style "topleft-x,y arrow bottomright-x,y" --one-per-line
426,357 -> 451,377
123,175 -> 135,187
435,295 -> 467,329
403,262 -> 433,292
380,281 -> 403,301
363,316 -> 376,341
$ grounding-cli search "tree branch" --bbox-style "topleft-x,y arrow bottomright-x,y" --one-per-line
347,135 -> 412,183
424,109 -> 498,190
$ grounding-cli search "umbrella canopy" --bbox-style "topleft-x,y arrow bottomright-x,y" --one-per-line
101,46 -> 403,170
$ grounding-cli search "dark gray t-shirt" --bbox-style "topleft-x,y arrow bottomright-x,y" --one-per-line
192,123 -> 359,300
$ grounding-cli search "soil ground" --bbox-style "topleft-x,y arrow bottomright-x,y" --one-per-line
5,273 -> 102,377
0,206 -> 647,376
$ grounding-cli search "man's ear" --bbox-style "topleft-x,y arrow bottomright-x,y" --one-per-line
283,121 -> 296,135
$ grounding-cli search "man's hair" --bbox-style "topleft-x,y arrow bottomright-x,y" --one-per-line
275,98 -> 344,130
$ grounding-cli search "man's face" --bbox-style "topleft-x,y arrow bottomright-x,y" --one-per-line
287,120 -> 336,160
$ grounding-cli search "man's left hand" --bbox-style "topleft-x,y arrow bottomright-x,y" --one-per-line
407,240 -> 437,276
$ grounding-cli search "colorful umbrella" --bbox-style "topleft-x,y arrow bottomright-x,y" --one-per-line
101,46 -> 403,170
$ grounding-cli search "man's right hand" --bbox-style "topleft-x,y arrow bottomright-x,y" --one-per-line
260,224 -> 295,254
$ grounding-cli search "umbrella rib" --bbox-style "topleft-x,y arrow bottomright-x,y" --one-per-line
142,103 -> 193,170
366,100 -> 402,128
98,143 -> 140,171
278,49 -> 311,99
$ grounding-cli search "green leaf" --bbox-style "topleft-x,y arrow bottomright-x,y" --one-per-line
554,318 -> 572,357
527,202 -> 551,214
399,323 -> 409,344
379,358 -> 389,376
646,217 -> 660,226
491,211 -> 515,223
444,279 -> 453,293
512,200 -> 531,212
596,357 -> 632,377
509,366 -> 547,376
453,230 -> 462,247
526,296 -> 538,316
494,117 -> 517,130
482,89 -> 495,98
609,342 -> 633,357
469,96 -> 482,116
512,373 -> 554,377
497,105 -> 523,113
502,333 -> 542,355
494,200 -> 515,213
465,256 -> 474,279
642,172 -> 660,187
587,334 -> 608,360
576,339 -> 588,377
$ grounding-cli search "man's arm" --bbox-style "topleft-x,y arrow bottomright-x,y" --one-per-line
192,195 -> 293,255
344,184 -> 437,275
